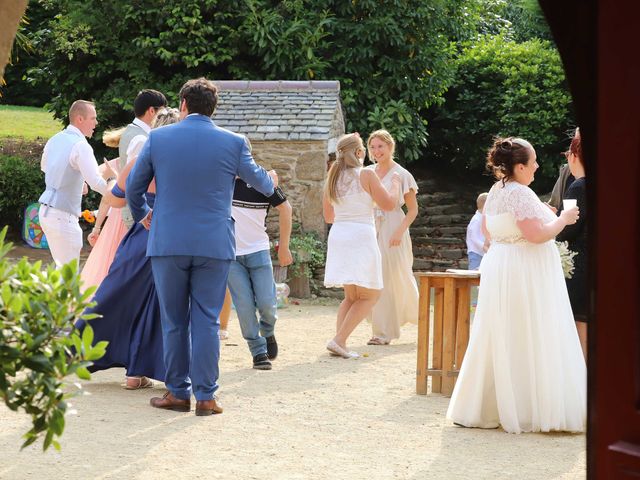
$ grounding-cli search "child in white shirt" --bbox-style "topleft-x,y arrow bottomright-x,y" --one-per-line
466,192 -> 488,270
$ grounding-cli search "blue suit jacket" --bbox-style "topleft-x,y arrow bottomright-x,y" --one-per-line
126,114 -> 274,259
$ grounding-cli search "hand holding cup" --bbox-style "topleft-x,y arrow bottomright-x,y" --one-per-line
560,205 -> 579,225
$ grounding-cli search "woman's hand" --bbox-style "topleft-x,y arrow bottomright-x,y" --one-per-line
389,228 -> 403,247
87,228 -> 100,247
560,206 -> 579,225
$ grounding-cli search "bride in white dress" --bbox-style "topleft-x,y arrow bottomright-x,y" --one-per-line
446,137 -> 586,434
323,133 -> 400,358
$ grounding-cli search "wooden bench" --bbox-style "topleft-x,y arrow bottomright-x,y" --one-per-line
415,271 -> 480,396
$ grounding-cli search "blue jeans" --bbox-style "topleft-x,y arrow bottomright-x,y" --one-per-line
468,251 -> 483,271
228,249 -> 277,357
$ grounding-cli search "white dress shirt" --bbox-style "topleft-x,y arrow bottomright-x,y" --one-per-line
126,117 -> 151,163
41,125 -> 109,195
466,210 -> 486,255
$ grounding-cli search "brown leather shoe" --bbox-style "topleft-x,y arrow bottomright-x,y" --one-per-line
150,391 -> 191,412
195,398 -> 223,416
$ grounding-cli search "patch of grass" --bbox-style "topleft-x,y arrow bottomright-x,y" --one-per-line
0,105 -> 62,140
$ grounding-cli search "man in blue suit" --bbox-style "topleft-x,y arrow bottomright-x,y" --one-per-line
126,78 -> 276,416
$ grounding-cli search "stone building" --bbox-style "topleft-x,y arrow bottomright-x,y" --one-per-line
212,80 -> 344,237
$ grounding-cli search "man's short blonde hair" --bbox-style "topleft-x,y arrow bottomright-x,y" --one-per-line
476,192 -> 489,211
69,100 -> 95,121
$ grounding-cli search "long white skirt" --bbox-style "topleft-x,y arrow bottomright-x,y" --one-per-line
446,241 -> 586,433
324,221 -> 383,290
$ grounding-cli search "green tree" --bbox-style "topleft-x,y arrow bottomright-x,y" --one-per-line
0,227 -> 106,451
425,35 -> 574,191
29,0 -> 474,162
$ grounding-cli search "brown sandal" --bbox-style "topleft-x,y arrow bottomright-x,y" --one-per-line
124,376 -> 153,390
367,337 -> 390,346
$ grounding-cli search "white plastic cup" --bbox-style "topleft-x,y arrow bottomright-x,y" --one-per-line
563,199 -> 577,210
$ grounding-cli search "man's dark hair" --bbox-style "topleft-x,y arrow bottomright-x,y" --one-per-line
179,78 -> 218,117
134,89 -> 167,117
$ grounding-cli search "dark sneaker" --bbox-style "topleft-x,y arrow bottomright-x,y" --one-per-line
266,335 -> 278,360
252,353 -> 272,370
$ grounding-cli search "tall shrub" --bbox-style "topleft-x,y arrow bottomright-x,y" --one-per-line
0,227 -> 106,451
425,35 -> 574,191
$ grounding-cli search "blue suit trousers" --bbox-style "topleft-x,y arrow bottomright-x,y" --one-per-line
151,255 -> 230,401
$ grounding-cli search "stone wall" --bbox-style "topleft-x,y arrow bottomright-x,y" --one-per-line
251,140 -> 328,238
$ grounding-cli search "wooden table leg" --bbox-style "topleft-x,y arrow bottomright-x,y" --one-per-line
455,283 -> 471,371
432,286 -> 444,393
441,277 -> 457,396
416,277 -> 430,395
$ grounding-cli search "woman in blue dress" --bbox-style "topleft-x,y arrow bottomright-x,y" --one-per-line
77,109 -> 179,389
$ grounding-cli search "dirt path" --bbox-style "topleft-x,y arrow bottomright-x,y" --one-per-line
0,299 -> 585,480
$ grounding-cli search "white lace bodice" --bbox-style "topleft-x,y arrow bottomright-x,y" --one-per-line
332,168 -> 375,224
484,181 -> 556,243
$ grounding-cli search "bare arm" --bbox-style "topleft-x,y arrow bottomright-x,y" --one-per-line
388,188 -> 418,247
516,207 -> 579,244
360,169 -> 400,211
275,200 -> 293,266
102,155 -> 156,206
323,190 -> 335,224
87,198 -> 111,247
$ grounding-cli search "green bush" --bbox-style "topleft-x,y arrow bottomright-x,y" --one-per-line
287,231 -> 326,280
425,35 -> 574,191
0,154 -> 44,230
0,227 -> 106,451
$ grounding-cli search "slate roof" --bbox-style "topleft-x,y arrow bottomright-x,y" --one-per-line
212,81 -> 343,141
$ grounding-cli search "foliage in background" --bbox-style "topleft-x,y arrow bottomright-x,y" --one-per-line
21,0 -> 472,162
424,35 -> 574,191
0,2 -> 54,106
3,0 -> 573,188
286,231 -> 326,280
0,227 -> 106,450
0,154 -> 44,229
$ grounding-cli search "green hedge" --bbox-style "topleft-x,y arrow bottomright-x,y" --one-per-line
425,35 -> 575,192
0,154 -> 44,230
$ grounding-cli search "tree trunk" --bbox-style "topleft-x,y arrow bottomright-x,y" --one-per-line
0,0 -> 28,80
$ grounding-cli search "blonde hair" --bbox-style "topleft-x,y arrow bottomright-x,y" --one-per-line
325,133 -> 364,204
152,107 -> 180,128
102,127 -> 126,148
367,129 -> 396,162
101,108 -> 180,148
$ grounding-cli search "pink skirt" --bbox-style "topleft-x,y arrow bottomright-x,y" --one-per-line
80,208 -> 128,292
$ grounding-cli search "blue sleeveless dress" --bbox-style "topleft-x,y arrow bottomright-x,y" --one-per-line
78,193 -> 166,381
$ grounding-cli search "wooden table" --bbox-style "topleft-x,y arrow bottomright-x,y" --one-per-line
415,271 -> 480,396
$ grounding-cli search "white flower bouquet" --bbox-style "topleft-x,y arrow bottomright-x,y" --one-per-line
555,241 -> 578,279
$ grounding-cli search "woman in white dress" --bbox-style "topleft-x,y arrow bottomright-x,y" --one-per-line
446,137 -> 586,434
366,130 -> 419,345
323,133 -> 401,358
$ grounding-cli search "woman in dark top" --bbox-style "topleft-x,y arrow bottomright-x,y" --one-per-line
556,128 -> 587,360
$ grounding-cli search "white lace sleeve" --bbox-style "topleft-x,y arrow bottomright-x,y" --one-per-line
504,184 -> 549,221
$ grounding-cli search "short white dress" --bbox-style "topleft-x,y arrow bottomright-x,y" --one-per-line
324,168 -> 383,290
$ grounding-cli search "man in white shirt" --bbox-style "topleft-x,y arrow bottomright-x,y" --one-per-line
466,192 -> 488,270
227,179 -> 293,370
38,100 -> 117,268
117,89 -> 167,228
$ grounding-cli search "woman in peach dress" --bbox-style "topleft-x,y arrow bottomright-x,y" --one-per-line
80,130 -> 128,291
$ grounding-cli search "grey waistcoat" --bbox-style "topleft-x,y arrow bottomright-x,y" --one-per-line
118,122 -> 149,227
